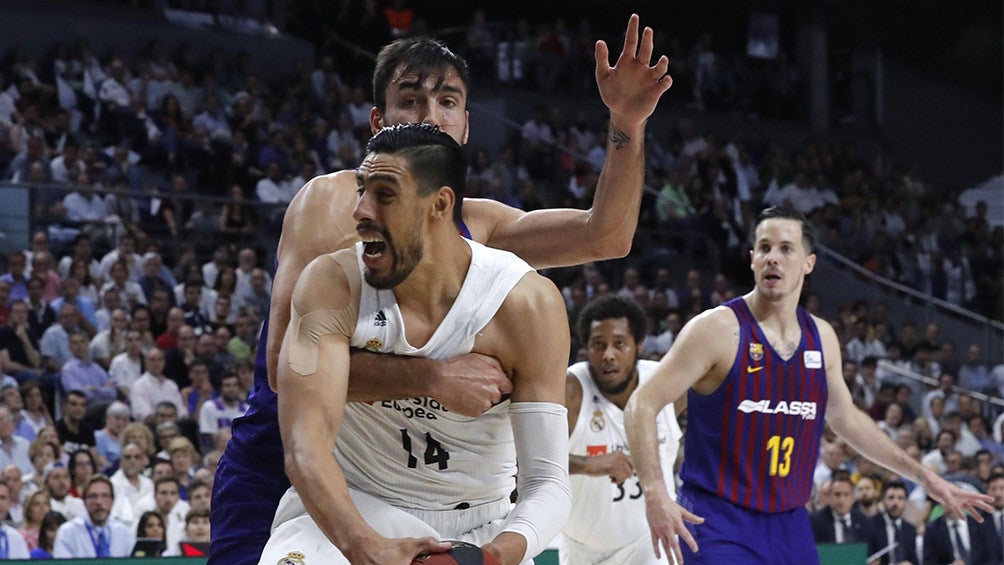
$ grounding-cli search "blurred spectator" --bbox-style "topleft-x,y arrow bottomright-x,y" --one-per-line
89,308 -> 129,370
110,442 -> 151,532
18,382 -> 51,439
197,372 -> 246,452
134,510 -> 166,557
50,277 -> 97,335
0,479 -> 30,557
60,330 -> 116,403
129,348 -> 185,424
53,475 -> 135,557
0,405 -> 32,476
108,329 -> 144,400
44,462 -> 84,520
19,489 -> 49,550
94,401 -> 130,471
2,384 -> 36,442
2,251 -> 30,305
55,391 -> 95,456
0,300 -> 43,384
958,343 -> 991,394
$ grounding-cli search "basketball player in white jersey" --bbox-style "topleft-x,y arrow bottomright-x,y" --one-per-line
562,295 -> 683,565
258,124 -> 572,565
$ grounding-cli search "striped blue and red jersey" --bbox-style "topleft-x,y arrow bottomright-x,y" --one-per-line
680,297 -> 828,513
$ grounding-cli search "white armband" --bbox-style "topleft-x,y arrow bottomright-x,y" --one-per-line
502,402 -> 572,562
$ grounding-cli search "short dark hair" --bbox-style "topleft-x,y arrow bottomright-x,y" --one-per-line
576,295 -> 647,345
366,123 -> 467,226
882,479 -> 908,497
38,511 -> 68,550
752,206 -> 816,253
372,38 -> 470,111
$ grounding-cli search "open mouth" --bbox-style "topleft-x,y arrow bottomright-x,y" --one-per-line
764,273 -> 781,281
362,239 -> 386,258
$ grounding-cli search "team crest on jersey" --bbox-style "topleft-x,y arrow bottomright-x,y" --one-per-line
590,410 -> 605,432
365,338 -> 383,351
803,350 -> 822,369
749,342 -> 764,362
277,551 -> 306,565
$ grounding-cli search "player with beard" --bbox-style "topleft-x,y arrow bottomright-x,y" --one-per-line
212,14 -> 673,565
561,295 -> 682,564
864,480 -> 918,565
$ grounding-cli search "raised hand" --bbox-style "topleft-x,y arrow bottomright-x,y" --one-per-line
595,14 -> 673,130
432,353 -> 512,417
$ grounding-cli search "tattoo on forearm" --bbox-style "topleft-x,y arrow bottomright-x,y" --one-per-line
610,127 -> 631,150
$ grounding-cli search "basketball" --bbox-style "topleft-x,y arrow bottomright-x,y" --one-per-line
411,541 -> 501,565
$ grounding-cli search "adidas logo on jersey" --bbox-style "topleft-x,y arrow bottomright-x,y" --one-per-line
374,311 -> 387,327
737,399 -> 818,420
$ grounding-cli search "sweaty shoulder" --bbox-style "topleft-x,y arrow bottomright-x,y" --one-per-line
279,171 -> 360,261
671,305 -> 741,393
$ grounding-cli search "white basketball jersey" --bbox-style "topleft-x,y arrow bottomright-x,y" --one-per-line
336,238 -> 533,510
563,360 -> 682,550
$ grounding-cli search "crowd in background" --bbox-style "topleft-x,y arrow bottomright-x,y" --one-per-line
0,3 -> 1001,559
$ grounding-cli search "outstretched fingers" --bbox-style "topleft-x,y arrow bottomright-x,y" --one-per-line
636,26 -> 654,66
620,13 -> 640,62
594,40 -> 611,78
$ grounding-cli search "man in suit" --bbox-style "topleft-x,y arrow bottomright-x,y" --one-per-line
982,473 -> 1004,564
866,480 -> 918,565
923,504 -> 997,565
811,474 -> 867,544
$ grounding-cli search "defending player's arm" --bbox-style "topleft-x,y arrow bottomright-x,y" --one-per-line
481,274 -> 572,565
625,310 -> 734,563
463,14 -> 672,269
278,254 -> 449,564
816,317 -> 994,521
267,174 -> 511,417
566,375 -> 633,483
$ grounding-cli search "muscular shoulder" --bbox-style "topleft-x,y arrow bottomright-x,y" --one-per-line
291,249 -> 359,314
278,171 -> 359,263
460,197 -> 521,246
496,271 -> 565,322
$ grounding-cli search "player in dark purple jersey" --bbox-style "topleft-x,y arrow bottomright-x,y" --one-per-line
625,206 -> 993,564
210,15 -> 674,565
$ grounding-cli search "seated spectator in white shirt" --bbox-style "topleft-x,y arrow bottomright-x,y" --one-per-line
108,329 -> 144,399
109,442 -> 152,532
43,462 -> 85,520
129,348 -> 186,423
89,308 -> 129,370
0,480 -> 30,558
1,464 -> 26,527
53,475 -> 135,557
197,373 -> 247,452
135,476 -> 188,551
0,406 -> 32,476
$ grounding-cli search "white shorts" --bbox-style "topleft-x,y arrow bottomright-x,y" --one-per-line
259,487 -> 525,565
558,532 -> 676,565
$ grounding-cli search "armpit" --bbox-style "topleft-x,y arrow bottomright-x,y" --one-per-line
288,303 -> 356,376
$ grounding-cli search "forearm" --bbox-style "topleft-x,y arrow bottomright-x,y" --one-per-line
832,406 -> 937,487
624,390 -> 669,493
586,117 -> 647,257
498,402 -> 571,564
568,454 -> 594,476
19,337 -> 41,368
346,349 -> 438,402
284,431 -> 379,556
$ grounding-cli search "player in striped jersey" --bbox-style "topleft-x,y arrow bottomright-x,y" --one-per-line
625,206 -> 993,564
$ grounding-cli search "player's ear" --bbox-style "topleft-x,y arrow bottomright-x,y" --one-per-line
803,252 -> 816,276
433,187 -> 455,219
370,108 -> 384,134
